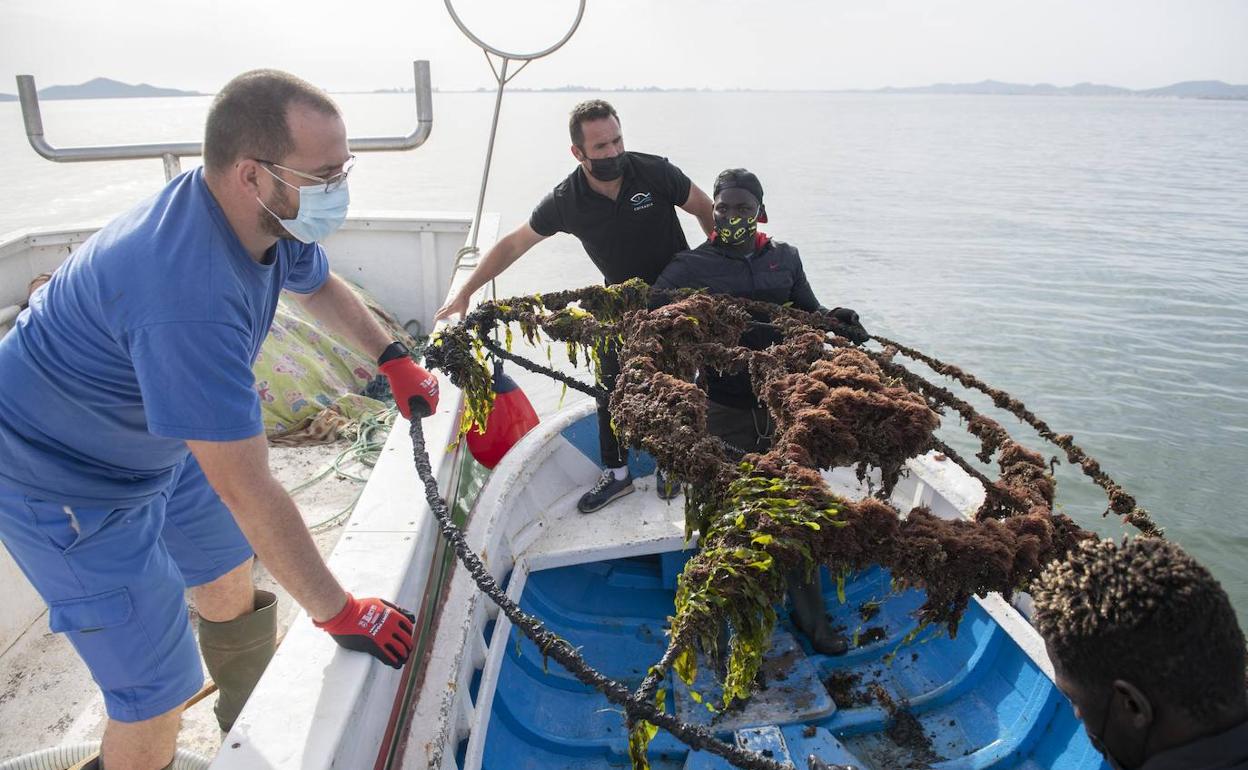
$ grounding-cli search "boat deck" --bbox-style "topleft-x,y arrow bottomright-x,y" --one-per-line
415,406 -> 1108,770
481,555 -> 1105,770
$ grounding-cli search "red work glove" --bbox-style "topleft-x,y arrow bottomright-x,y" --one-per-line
378,341 -> 439,418
314,593 -> 416,669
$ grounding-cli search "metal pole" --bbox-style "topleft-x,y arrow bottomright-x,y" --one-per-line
469,58 -> 510,251
161,153 -> 181,182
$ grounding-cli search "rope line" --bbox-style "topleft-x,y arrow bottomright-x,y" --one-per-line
480,334 -> 606,400
281,407 -> 398,532
406,416 -> 790,770
872,334 -> 1161,535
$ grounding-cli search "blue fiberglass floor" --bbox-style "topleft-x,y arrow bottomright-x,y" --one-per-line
475,555 -> 1109,770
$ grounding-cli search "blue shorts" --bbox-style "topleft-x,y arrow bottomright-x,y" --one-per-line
0,454 -> 254,722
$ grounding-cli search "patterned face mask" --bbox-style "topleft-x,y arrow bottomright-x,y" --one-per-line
714,211 -> 758,247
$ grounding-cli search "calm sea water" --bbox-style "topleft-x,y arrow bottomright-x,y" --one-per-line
2,92 -> 1246,622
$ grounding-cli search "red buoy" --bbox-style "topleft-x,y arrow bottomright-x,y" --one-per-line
466,360 -> 540,469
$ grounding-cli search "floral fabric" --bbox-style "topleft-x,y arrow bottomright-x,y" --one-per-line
253,276 -> 415,434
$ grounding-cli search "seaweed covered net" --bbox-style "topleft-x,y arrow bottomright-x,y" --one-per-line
416,279 -> 1160,770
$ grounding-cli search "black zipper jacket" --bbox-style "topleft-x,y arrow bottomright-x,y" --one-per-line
653,235 -> 824,408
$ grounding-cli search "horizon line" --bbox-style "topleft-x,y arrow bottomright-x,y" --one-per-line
3,76 -> 1246,100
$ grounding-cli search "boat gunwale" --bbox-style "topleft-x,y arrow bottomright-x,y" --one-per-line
210,210 -> 499,770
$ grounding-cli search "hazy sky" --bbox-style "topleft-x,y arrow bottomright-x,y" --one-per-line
2,0 -> 1247,93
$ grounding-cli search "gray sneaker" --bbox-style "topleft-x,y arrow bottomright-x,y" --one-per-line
655,467 -> 680,500
577,469 -> 634,513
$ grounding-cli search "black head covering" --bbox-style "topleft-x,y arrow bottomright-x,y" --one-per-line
712,168 -> 768,222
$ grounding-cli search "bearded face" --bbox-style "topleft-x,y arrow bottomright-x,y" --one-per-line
256,168 -> 303,241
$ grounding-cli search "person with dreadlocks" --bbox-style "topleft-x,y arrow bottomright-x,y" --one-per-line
653,168 -> 868,656
1033,537 -> 1248,770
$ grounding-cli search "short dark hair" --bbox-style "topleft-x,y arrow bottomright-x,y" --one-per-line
203,69 -> 340,173
569,99 -> 619,147
1033,537 -> 1246,722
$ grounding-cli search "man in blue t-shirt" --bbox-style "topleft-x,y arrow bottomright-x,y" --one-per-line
0,70 -> 439,770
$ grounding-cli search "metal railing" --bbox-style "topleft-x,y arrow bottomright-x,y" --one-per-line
16,61 -> 435,181
445,0 -> 586,255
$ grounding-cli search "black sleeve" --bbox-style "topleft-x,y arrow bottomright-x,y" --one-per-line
528,191 -> 564,237
789,249 -> 825,313
662,158 -> 694,207
653,257 -> 686,291
651,258 -> 686,309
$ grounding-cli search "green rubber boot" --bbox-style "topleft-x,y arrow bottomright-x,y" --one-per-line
198,590 -> 278,733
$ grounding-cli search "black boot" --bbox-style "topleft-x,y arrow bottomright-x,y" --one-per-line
787,571 -> 848,656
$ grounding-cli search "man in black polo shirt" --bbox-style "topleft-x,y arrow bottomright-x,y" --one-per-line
436,99 -> 714,513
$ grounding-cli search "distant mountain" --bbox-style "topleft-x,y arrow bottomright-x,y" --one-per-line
874,79 -> 1131,96
11,77 -> 1245,102
1060,82 -> 1135,96
1136,80 -> 1248,99
35,77 -> 202,100
866,79 -> 1243,99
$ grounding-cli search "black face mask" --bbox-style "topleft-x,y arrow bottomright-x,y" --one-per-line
714,212 -> 758,247
1087,690 -> 1149,770
586,152 -> 628,182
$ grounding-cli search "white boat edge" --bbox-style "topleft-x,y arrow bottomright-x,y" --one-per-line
210,210 -> 501,770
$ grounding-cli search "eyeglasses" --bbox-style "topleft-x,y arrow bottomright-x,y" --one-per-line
256,155 -> 355,193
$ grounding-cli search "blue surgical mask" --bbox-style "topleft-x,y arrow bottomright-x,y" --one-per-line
258,165 -> 350,244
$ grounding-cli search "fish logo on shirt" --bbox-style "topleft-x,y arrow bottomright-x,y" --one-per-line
630,191 -> 654,211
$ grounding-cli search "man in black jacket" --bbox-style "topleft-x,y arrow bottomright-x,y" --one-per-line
654,169 -> 865,655
654,169 -> 866,452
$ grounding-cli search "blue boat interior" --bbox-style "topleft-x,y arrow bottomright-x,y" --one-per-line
473,552 -> 1108,770
461,412 -> 1107,769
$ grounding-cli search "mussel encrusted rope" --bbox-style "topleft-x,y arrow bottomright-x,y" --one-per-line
420,280 -> 1160,770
